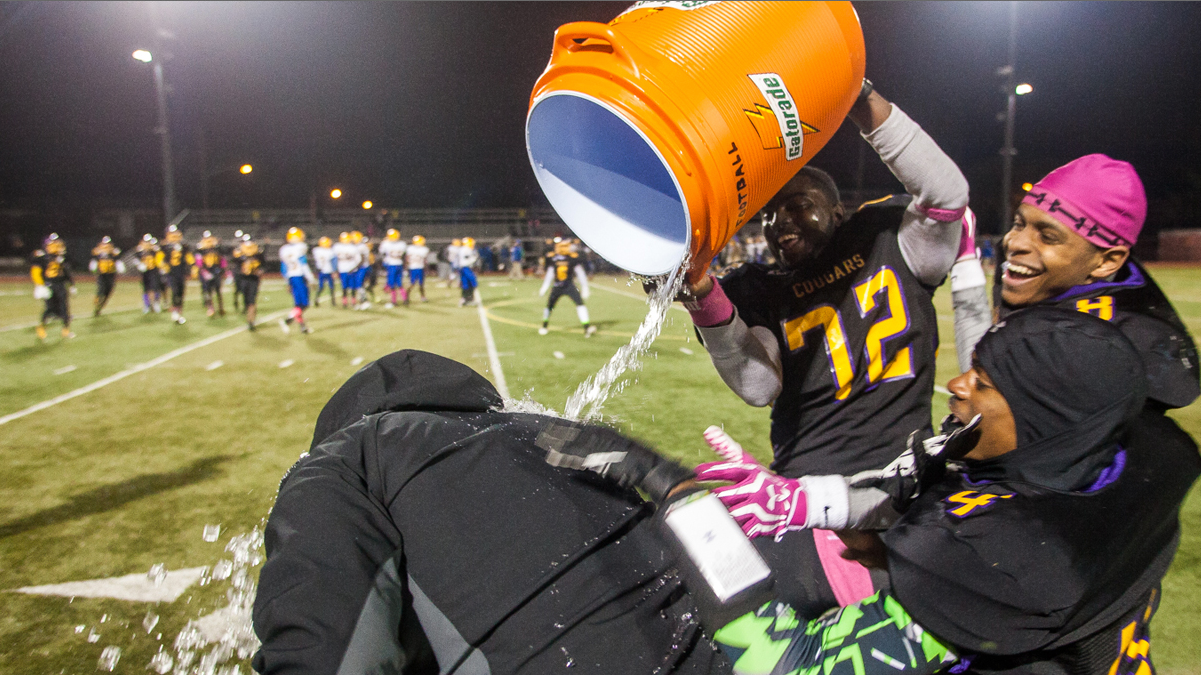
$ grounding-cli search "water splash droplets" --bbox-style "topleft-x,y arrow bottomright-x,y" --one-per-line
203,524 -> 222,542
147,563 -> 167,586
97,645 -> 121,671
148,648 -> 173,674
143,611 -> 160,634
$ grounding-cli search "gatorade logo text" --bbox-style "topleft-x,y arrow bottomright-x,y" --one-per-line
747,73 -> 818,160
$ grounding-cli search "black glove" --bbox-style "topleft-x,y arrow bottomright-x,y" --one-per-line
536,420 -> 693,505
849,414 -> 982,513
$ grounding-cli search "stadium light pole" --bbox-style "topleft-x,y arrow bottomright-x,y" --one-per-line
997,1 -> 1019,234
134,49 -> 179,229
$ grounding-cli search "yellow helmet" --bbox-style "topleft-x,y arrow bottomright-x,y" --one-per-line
45,233 -> 66,255
318,236 -> 332,248
412,235 -> 426,246
386,228 -> 401,241
286,226 -> 305,243
463,237 -> 475,248
350,230 -> 363,244
553,236 -> 571,255
339,232 -> 351,244
165,225 -> 182,243
452,238 -> 462,247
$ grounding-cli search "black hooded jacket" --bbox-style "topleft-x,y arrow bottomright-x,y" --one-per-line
252,350 -> 729,675
882,309 -> 1200,671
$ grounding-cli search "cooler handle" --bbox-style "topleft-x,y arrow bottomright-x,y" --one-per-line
553,22 -> 640,78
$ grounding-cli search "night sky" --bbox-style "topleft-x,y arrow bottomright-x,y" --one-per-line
2,1 -> 1200,237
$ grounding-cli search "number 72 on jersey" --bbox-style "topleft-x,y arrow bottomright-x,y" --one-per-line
782,267 -> 913,401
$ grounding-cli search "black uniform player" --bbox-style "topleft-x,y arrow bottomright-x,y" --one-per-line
196,231 -> 228,318
161,224 -> 195,325
538,237 -> 595,337
31,233 -> 74,341
135,234 -> 164,314
235,235 -> 267,331
89,236 -> 122,317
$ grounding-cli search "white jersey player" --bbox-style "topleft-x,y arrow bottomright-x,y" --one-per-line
333,232 -> 363,308
405,235 -> 431,304
279,227 -> 315,333
378,229 -> 408,307
312,237 -> 337,306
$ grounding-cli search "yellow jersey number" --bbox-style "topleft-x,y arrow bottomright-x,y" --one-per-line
783,267 -> 914,401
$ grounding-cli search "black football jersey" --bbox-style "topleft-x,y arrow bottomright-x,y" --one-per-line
91,244 -> 121,274
197,245 -> 224,273
718,196 -> 940,477
996,258 -> 1199,410
545,252 -> 582,288
236,244 -> 266,277
33,252 -> 72,284
163,242 -> 193,274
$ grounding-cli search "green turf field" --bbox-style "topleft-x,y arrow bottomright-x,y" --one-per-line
1,268 -> 1199,674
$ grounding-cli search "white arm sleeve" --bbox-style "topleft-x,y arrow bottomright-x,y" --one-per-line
539,268 -> 553,296
574,264 -> 590,298
861,104 -> 969,286
696,309 -> 783,407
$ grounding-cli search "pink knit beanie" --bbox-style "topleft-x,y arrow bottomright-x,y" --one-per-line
1020,154 -> 1146,248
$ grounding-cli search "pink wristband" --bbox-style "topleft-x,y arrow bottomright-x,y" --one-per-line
915,203 -> 967,223
686,276 -> 735,327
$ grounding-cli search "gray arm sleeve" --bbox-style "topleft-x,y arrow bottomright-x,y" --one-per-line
861,104 -> 969,286
950,258 -> 992,373
696,309 -> 783,407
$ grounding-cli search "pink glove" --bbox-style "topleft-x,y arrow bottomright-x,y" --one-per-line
694,426 -> 807,540
957,207 -> 979,263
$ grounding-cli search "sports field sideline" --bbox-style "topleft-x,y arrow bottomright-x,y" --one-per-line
2,268 -> 1199,674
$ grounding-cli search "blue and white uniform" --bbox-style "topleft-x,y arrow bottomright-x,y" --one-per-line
379,239 -> 407,289
405,244 -> 430,286
313,244 -> 336,297
280,241 -> 315,308
333,241 -> 362,292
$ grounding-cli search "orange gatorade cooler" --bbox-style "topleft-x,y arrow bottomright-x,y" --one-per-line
526,1 -> 865,281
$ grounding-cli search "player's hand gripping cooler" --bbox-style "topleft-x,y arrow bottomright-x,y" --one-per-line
526,1 -> 865,281
538,419 -> 775,629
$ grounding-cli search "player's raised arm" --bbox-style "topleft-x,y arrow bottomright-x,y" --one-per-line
848,83 -> 969,286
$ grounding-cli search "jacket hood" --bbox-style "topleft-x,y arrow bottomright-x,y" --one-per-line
965,307 -> 1146,491
311,350 -> 504,449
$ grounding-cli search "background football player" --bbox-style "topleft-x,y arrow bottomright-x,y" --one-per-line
539,236 -> 595,337
404,235 -> 430,304
235,233 -> 267,331
378,228 -> 407,307
31,233 -> 75,340
88,235 -> 123,317
311,236 -> 337,307
134,234 -> 164,314
332,232 -> 362,309
457,236 -> 479,307
279,227 -> 316,334
160,224 -> 195,325
196,230 -> 228,318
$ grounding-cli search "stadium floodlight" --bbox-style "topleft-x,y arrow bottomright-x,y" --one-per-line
362,200 -> 373,210
132,49 -> 153,63
1022,182 -> 1033,192
239,164 -> 253,174
330,188 -> 342,199
1015,83 -> 1034,95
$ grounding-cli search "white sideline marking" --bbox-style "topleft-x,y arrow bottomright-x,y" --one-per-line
679,347 -> 694,355
53,365 -> 77,375
553,351 -> 565,360
205,360 -> 224,371
12,567 -> 207,603
593,282 -> 688,312
0,310 -> 286,427
935,385 -> 951,396
474,289 -> 510,398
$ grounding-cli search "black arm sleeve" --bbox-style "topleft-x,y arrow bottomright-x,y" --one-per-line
252,419 -> 408,674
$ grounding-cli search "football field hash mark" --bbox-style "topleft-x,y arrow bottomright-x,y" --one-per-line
0,310 -> 287,427
278,359 -> 294,369
53,365 -> 77,375
205,361 -> 224,371
678,347 -> 694,355
553,351 -> 565,360
350,356 -> 364,366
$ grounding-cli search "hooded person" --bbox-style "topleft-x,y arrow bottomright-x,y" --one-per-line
979,154 -> 1199,411
702,308 -> 1199,675
252,350 -> 731,675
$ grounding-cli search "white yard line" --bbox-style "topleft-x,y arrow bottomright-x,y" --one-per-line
935,385 -> 951,396
592,282 -> 688,312
0,310 -> 286,426
474,289 -> 510,399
